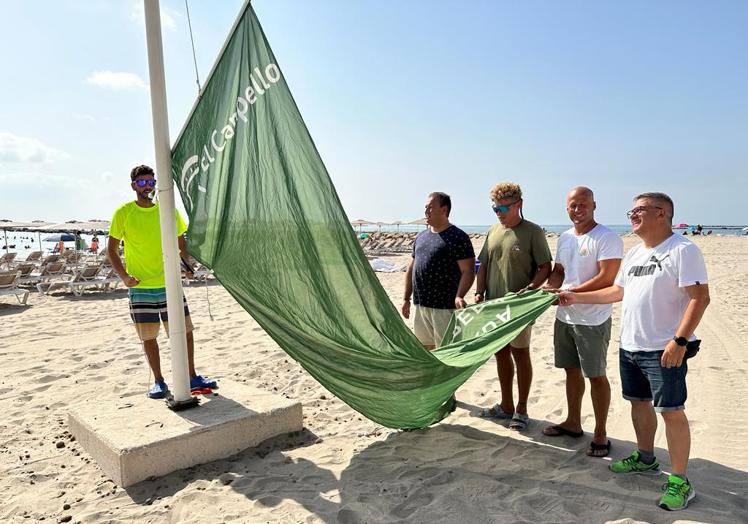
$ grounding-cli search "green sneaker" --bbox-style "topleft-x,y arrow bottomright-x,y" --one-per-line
609,450 -> 661,475
658,474 -> 695,511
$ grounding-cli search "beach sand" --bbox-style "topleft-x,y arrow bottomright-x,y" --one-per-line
1,235 -> 746,523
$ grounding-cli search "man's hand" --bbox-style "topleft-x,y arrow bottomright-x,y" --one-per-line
455,296 -> 468,309
517,285 -> 536,294
123,275 -> 140,288
661,340 -> 686,368
541,284 -> 560,293
401,300 -> 411,319
474,292 -> 485,303
556,291 -> 577,306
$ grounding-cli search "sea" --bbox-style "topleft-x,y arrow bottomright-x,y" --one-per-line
3,224 -> 746,263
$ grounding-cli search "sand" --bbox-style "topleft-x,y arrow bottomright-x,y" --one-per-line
1,235 -> 746,523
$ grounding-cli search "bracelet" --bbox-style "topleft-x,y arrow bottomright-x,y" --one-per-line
403,297 -> 411,301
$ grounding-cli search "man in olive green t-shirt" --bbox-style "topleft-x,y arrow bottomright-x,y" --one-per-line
475,182 -> 552,431
107,165 -> 217,399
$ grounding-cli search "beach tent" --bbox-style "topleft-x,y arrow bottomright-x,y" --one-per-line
170,3 -> 555,429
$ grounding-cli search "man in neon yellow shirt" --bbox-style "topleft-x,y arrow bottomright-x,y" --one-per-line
108,165 -> 217,399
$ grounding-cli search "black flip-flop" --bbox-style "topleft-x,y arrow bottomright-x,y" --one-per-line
586,440 -> 611,458
542,425 -> 584,438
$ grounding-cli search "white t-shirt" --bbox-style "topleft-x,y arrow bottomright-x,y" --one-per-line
615,233 -> 708,352
555,224 -> 624,326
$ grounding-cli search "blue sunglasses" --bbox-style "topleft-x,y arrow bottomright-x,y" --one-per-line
134,179 -> 157,188
492,200 -> 520,213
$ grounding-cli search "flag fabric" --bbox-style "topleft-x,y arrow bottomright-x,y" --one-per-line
171,3 -> 555,428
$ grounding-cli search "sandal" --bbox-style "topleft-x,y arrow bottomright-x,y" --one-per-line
478,404 -> 514,419
542,425 -> 584,438
508,412 -> 529,431
586,440 -> 611,458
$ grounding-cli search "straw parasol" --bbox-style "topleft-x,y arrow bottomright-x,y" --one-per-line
1,219 -> 54,254
350,219 -> 375,232
407,217 -> 428,229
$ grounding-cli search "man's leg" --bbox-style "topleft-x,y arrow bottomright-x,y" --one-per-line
495,346 -> 515,413
187,330 -> 196,377
142,338 -> 163,381
631,400 -> 657,453
661,410 -> 690,475
511,346 -> 532,415
589,375 -> 610,444
559,367 -> 585,430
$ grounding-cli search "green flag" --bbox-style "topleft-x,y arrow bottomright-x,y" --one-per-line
171,3 -> 555,428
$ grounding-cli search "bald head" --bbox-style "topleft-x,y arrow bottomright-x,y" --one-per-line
566,186 -> 597,230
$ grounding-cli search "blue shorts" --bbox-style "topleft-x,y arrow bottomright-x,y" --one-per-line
619,349 -> 687,412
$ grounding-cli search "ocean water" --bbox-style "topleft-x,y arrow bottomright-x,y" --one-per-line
3,225 -> 746,264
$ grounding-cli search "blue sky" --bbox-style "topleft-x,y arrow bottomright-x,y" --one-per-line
1,1 -> 746,226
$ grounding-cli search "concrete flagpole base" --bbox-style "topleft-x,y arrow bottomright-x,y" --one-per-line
68,380 -> 303,487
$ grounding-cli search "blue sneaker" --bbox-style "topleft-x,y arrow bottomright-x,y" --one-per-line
148,380 -> 169,399
190,375 -> 218,390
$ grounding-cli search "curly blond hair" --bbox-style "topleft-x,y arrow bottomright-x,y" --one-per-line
490,182 -> 522,202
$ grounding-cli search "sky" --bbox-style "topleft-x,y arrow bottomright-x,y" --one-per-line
1,0 -> 746,227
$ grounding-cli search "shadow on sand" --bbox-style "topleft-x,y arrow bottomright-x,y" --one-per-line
123,414 -> 748,523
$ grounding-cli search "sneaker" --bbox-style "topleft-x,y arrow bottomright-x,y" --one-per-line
609,450 -> 660,475
658,475 -> 695,511
190,374 -> 218,390
148,380 -> 169,399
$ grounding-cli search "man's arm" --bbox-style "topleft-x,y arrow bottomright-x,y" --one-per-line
107,236 -> 139,288
557,284 -> 624,306
522,261 -> 551,291
474,262 -> 487,303
178,234 -> 194,278
401,258 -> 414,319
543,262 -> 565,290
455,257 -> 476,309
661,283 -> 711,368
567,258 -> 622,293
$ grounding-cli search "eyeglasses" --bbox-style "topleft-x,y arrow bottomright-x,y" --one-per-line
492,200 -> 520,214
134,179 -> 157,188
626,205 -> 662,219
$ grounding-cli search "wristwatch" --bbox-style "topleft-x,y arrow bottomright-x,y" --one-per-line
673,336 -> 688,347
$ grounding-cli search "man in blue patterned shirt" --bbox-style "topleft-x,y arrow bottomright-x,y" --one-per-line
401,192 -> 475,350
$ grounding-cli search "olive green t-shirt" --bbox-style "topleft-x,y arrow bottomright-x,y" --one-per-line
109,201 -> 188,289
478,219 -> 552,299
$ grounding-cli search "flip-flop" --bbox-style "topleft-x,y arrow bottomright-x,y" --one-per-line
508,412 -> 530,431
478,404 -> 514,419
586,440 -> 611,458
542,425 -> 584,438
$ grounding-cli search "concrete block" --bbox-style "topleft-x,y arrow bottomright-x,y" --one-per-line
68,380 -> 303,487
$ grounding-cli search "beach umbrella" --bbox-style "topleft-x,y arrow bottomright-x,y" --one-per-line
350,219 -> 375,232
407,217 -> 428,230
392,220 -> 403,231
43,233 -> 76,242
375,221 -> 389,232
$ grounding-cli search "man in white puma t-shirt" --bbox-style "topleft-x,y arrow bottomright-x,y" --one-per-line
558,192 -> 710,511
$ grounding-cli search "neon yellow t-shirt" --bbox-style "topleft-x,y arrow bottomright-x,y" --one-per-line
109,202 -> 188,288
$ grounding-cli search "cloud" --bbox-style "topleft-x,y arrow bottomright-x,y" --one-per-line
85,71 -> 148,90
129,1 -> 177,32
0,132 -> 69,164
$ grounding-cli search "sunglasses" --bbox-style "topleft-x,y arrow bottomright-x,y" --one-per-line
134,179 -> 157,188
492,200 -> 520,214
626,205 -> 662,219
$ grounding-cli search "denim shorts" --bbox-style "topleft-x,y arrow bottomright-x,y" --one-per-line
619,349 -> 687,412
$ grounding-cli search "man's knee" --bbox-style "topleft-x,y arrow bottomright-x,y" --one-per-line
589,375 -> 609,386
660,409 -> 688,423
510,345 -> 530,360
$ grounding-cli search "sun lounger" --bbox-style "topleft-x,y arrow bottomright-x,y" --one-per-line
0,270 -> 30,305
24,251 -> 42,263
64,264 -> 120,296
33,261 -> 71,294
0,252 -> 17,269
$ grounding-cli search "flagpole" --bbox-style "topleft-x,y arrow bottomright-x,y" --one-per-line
143,0 -> 194,407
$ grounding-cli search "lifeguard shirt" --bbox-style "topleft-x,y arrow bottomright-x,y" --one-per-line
615,234 -> 708,352
412,225 -> 474,309
109,202 -> 188,289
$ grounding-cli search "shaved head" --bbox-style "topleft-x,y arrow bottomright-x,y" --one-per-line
567,186 -> 594,200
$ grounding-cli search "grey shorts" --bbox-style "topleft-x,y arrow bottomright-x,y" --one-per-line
414,305 -> 454,347
554,318 -> 611,378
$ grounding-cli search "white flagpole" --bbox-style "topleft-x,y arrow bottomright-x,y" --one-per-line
143,0 -> 192,405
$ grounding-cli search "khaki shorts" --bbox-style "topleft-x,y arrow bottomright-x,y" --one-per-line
129,287 -> 194,342
414,305 -> 454,347
508,324 -> 533,349
554,318 -> 611,377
